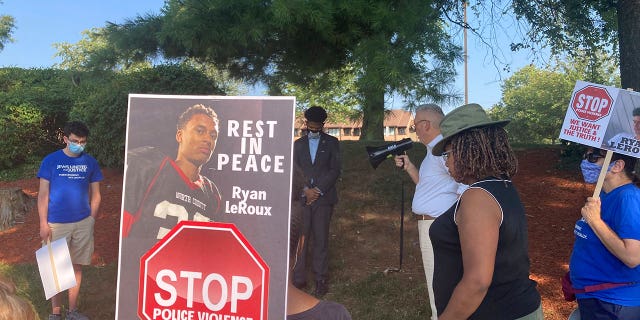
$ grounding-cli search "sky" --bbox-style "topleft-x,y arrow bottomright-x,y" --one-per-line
0,1 -> 540,112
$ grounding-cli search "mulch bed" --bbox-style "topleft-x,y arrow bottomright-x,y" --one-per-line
0,148 -> 588,319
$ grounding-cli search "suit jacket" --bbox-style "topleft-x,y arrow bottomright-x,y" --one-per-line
293,132 -> 341,206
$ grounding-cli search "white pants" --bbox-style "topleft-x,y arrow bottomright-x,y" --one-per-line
418,219 -> 437,320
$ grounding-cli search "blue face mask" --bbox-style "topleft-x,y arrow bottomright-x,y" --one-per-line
68,142 -> 85,154
580,159 -> 614,184
308,131 -> 321,139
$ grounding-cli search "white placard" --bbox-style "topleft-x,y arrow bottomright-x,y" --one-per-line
116,95 -> 295,319
36,237 -> 77,299
559,80 -> 640,158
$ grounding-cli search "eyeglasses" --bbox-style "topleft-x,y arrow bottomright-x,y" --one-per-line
584,152 -> 603,163
67,138 -> 87,145
410,119 -> 429,132
441,150 -> 452,161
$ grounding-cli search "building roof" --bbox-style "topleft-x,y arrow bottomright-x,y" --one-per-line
296,109 -> 413,129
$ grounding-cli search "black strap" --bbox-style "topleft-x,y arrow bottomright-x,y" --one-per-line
566,271 -> 636,294
577,281 -> 637,294
399,177 -> 404,270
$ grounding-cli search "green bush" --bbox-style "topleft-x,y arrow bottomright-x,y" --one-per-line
0,68 -> 77,168
0,64 -> 235,169
558,139 -> 586,170
70,63 -> 229,168
0,103 -> 45,169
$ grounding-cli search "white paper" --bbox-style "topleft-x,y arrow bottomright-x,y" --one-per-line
35,237 -> 77,299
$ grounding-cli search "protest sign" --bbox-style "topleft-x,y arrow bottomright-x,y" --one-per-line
559,81 -> 640,196
560,80 -> 640,157
36,237 -> 76,300
116,95 -> 295,320
139,221 -> 268,320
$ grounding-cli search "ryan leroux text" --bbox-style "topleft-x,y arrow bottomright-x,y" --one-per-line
225,186 -> 271,216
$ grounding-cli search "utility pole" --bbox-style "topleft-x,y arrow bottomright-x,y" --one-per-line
463,0 -> 468,104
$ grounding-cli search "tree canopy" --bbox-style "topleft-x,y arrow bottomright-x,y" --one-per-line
88,0 -> 461,140
279,64 -> 360,123
0,2 -> 15,52
509,0 -> 640,91
490,50 -> 620,144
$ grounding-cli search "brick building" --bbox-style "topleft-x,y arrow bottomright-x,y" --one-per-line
294,109 -> 416,141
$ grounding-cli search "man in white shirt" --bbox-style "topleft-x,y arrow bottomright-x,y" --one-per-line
395,104 -> 466,319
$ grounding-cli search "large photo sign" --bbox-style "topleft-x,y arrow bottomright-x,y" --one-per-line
559,80 -> 640,157
116,94 -> 295,320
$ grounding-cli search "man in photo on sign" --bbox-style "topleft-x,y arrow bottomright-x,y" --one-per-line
118,103 -> 222,318
607,107 -> 640,153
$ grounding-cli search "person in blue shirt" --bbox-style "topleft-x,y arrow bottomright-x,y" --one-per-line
38,121 -> 103,320
571,148 -> 640,319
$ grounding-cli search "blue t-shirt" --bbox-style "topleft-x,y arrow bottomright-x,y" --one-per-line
37,149 -> 103,223
569,183 -> 640,306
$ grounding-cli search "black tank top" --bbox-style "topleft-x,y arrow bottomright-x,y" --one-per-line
430,178 -> 541,319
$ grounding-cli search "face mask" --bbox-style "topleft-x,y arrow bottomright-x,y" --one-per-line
68,142 -> 85,154
308,131 -> 320,139
580,159 -> 614,184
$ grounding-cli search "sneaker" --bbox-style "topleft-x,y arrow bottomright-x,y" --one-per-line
48,315 -> 62,320
66,309 -> 89,320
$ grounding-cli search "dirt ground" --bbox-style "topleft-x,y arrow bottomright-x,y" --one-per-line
0,147 -> 587,319
512,148 -> 587,319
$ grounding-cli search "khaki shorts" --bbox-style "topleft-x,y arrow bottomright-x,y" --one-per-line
49,216 -> 95,265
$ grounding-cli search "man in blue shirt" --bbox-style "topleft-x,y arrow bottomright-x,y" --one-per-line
38,121 -> 103,320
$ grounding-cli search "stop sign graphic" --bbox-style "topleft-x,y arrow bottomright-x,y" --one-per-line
139,221 -> 269,320
570,85 -> 613,121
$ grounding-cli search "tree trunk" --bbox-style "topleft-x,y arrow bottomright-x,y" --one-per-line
359,88 -> 386,141
617,0 -> 640,91
0,187 -> 34,231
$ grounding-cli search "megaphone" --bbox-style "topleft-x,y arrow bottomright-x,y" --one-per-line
366,138 -> 413,169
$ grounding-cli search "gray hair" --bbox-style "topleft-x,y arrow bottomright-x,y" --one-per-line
415,104 -> 444,128
415,103 -> 444,116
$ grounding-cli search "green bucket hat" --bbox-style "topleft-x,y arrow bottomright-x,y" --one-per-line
432,103 -> 510,156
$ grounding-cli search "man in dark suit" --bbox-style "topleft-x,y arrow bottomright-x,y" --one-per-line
292,106 -> 341,297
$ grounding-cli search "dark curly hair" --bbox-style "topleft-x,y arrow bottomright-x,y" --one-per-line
177,104 -> 218,130
304,106 -> 327,123
447,125 -> 518,182
64,121 -> 89,138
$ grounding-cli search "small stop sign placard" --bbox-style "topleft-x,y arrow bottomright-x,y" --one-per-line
139,221 -> 269,320
570,85 -> 613,121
